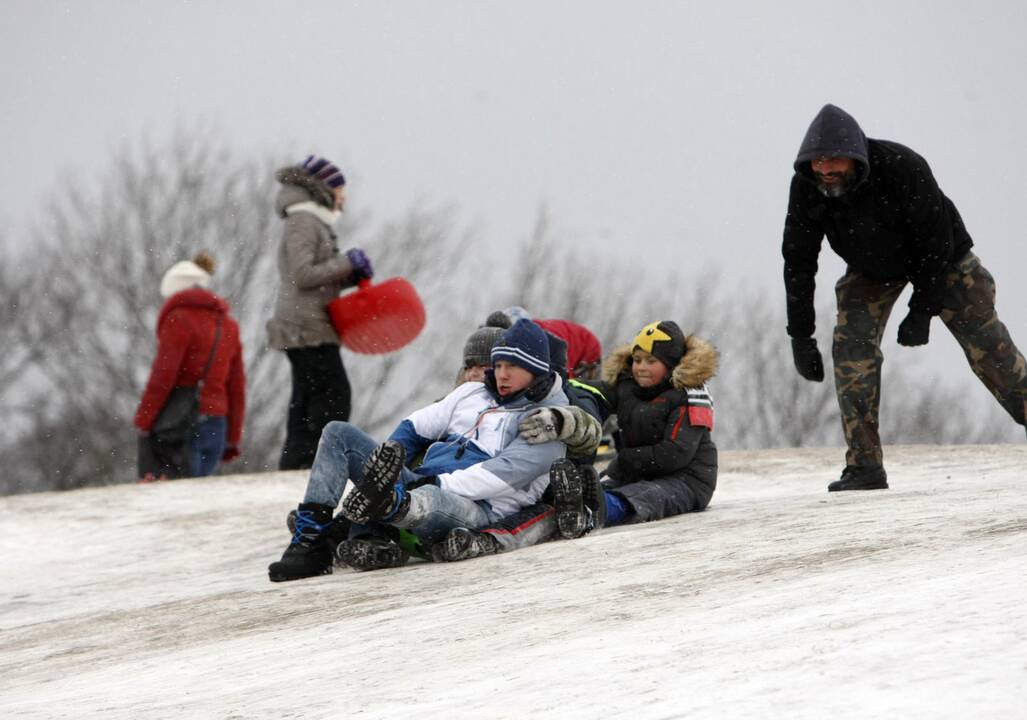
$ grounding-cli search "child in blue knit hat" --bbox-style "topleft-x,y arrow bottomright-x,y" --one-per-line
269,319 -> 571,580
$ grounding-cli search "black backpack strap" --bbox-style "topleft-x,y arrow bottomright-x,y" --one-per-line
197,315 -> 223,389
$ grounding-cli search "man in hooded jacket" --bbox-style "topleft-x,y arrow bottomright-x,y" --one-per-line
783,104 -> 1027,491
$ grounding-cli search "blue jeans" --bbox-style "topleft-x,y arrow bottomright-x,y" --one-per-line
393,484 -> 501,546
304,421 -> 503,545
188,416 -> 227,477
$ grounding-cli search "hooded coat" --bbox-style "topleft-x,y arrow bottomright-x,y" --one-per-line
266,168 -> 359,350
135,287 -> 246,445
593,335 -> 719,521
783,104 -> 973,338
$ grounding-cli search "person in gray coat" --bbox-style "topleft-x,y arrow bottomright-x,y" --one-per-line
267,155 -> 374,470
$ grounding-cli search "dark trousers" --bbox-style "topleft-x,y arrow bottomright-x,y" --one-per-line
833,252 -> 1027,468
279,344 -> 351,471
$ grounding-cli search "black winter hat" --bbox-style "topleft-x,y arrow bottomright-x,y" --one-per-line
632,320 -> 686,370
544,331 -> 568,376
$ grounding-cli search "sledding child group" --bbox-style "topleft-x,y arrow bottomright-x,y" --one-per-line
268,313 -> 720,581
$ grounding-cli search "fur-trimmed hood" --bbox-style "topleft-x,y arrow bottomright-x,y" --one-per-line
274,166 -> 335,214
602,334 -> 718,390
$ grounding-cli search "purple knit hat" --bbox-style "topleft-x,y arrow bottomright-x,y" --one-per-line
299,155 -> 346,188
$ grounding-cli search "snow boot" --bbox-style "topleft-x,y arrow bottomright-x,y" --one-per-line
287,508 -> 351,546
268,503 -> 335,582
828,465 -> 889,492
431,527 -> 500,563
335,536 -> 410,572
551,459 -> 589,539
340,441 -> 407,524
579,464 -> 607,531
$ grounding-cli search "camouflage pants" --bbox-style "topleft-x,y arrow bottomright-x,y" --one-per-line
833,251 -> 1027,467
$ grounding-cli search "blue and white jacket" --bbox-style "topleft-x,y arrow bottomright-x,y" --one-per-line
387,376 -> 568,518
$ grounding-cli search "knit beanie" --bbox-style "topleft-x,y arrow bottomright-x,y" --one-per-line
491,319 -> 550,376
160,251 -> 215,298
632,320 -> 686,370
545,331 -> 569,376
299,155 -> 346,188
463,326 -> 504,368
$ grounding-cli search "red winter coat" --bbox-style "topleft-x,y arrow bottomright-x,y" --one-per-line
134,288 -> 246,445
534,319 -> 601,378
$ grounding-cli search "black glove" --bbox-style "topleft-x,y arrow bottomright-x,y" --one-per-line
897,311 -> 931,347
790,337 -> 824,382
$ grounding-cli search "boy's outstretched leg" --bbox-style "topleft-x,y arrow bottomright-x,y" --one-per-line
268,503 -> 335,582
340,441 -> 408,524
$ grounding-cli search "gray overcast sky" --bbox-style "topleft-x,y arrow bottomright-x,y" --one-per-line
3,0 -> 1027,385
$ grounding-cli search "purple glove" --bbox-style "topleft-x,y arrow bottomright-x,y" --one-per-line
345,248 -> 374,282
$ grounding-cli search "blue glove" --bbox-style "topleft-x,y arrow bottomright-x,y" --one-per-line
345,248 -> 374,282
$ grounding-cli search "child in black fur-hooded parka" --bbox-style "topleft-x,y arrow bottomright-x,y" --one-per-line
549,320 -> 718,538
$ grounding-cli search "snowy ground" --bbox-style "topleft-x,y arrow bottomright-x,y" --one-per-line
1,444 -> 1025,719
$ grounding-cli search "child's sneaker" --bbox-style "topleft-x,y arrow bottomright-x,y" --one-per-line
340,441 -> 407,523
335,537 -> 410,572
431,527 -> 500,562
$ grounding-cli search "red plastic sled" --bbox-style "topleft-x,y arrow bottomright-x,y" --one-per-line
327,277 -> 426,355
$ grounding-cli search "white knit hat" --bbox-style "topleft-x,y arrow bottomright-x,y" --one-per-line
160,259 -> 212,298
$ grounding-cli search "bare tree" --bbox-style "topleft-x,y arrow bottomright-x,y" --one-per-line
2,142 -> 1019,496
0,131 -> 490,494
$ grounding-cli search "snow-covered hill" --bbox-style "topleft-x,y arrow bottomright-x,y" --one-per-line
1,445 -> 1024,719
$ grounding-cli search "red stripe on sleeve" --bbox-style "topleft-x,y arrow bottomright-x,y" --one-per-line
688,406 -> 714,431
670,407 -> 687,439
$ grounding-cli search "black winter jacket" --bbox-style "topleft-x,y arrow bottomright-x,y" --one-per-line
783,104 -> 973,338
588,335 -> 719,521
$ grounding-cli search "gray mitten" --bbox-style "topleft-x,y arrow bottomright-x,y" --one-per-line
518,408 -> 564,444
559,406 -> 603,458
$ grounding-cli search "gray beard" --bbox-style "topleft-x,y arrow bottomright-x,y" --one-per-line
813,174 -> 854,196
816,181 -> 848,198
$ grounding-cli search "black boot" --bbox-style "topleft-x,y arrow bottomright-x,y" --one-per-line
580,464 -> 607,531
335,536 -> 410,571
340,441 -> 407,524
287,508 -> 351,545
431,527 -> 500,562
268,503 -> 335,582
828,465 -> 889,492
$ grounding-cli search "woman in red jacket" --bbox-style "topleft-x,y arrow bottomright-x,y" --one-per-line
135,253 -> 246,479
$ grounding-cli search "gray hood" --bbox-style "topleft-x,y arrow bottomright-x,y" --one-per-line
793,104 -> 870,186
274,166 -> 335,216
